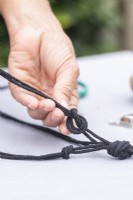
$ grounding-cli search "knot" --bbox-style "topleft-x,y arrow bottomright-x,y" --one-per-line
61,145 -> 74,159
66,108 -> 88,134
107,140 -> 133,160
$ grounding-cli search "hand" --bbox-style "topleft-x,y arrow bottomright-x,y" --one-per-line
0,0 -> 79,134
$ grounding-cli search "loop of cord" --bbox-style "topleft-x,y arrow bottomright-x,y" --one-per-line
66,108 -> 88,134
0,69 -> 133,161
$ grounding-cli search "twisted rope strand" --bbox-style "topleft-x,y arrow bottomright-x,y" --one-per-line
0,69 -> 133,160
0,111 -> 91,146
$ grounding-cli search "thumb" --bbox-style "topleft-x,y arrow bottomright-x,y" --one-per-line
53,62 -> 79,109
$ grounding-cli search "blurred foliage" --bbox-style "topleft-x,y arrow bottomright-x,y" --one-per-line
0,16 -> 9,66
0,0 -> 122,66
50,0 -> 122,56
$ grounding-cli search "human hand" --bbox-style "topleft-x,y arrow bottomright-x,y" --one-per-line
0,0 -> 79,134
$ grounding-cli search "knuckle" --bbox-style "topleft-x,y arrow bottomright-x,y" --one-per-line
62,86 -> 72,99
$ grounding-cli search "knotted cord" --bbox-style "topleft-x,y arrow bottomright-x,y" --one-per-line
0,68 -> 133,160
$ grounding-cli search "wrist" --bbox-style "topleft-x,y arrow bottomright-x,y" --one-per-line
0,0 -> 61,36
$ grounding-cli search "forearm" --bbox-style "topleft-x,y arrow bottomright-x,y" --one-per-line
0,0 -> 61,36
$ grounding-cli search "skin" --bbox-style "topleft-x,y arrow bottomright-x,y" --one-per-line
0,0 -> 79,134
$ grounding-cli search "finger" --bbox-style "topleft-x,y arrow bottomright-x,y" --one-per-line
58,84 -> 78,134
42,82 -> 78,132
28,99 -> 55,120
9,84 -> 39,109
58,99 -> 70,135
42,108 -> 64,127
69,83 -> 79,109
58,118 -> 71,135
52,61 -> 79,109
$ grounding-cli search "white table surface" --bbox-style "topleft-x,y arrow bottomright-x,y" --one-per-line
0,51 -> 133,200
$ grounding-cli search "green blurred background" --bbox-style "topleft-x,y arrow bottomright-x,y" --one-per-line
0,0 -> 133,66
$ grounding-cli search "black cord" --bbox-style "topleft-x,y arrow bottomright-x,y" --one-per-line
0,68 -> 133,161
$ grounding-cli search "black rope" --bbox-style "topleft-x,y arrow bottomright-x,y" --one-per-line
0,68 -> 133,161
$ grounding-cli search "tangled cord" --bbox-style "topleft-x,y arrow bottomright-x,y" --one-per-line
0,68 -> 133,161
